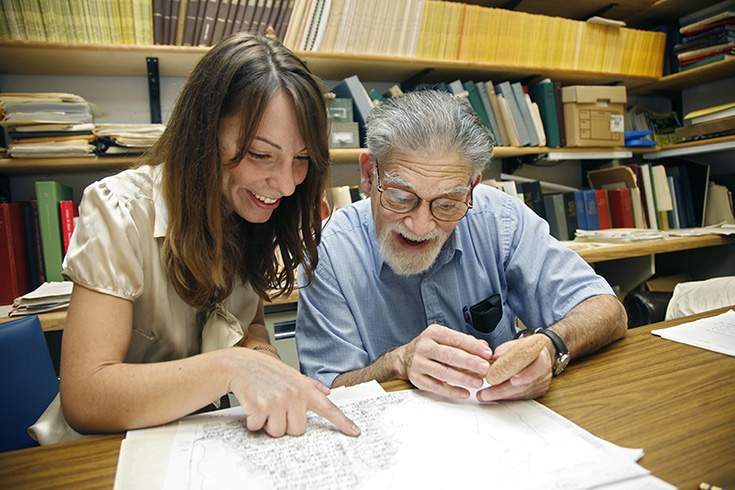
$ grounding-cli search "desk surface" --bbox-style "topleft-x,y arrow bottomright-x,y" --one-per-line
1,307 -> 734,489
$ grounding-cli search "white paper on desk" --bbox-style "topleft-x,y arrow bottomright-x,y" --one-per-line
652,310 -> 735,357
112,381 -> 386,490
161,388 -> 652,490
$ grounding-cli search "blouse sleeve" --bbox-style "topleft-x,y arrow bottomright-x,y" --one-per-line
62,178 -> 150,301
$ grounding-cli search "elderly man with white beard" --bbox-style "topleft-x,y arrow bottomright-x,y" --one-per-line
295,89 -> 626,402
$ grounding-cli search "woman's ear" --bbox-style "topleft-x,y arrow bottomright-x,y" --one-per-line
359,151 -> 374,196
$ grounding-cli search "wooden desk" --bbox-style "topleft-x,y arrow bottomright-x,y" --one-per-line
1,307 -> 733,489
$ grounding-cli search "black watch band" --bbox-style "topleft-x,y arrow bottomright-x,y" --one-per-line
513,327 -> 570,376
533,328 -> 570,376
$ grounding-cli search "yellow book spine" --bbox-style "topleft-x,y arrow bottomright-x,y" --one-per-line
415,0 -> 432,58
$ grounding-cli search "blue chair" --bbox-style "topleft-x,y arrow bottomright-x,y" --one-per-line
0,315 -> 60,452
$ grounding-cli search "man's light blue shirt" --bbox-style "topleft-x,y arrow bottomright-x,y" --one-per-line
296,184 -> 614,387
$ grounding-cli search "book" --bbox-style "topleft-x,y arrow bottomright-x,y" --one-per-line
586,165 -> 647,229
496,81 -> 531,146
330,74 -> 372,147
651,165 -> 674,230
595,189 -> 611,229
461,80 -> 491,129
680,11 -> 735,37
59,200 -> 79,254
639,163 -> 659,230
210,0 -> 232,45
562,191 -> 578,240
684,102 -> 735,125
607,188 -> 635,228
553,81 -> 567,147
29,200 -> 45,285
518,181 -> 546,220
34,181 -> 73,282
705,181 -> 735,224
0,202 -> 33,305
542,193 -> 568,241
23,204 -> 40,289
583,189 -> 600,230
475,81 -> 504,146
511,82 -> 540,146
574,190 -> 588,231
667,176 -> 680,229
675,115 -> 735,141
529,80 -> 561,148
646,111 -> 680,146
197,0 -> 220,45
483,81 -> 510,146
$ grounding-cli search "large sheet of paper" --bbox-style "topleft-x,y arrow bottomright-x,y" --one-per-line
117,382 -> 673,490
652,310 -> 735,356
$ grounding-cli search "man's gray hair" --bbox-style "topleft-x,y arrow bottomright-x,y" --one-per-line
365,90 -> 494,177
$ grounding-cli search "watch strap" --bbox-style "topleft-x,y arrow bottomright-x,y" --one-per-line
533,328 -> 570,376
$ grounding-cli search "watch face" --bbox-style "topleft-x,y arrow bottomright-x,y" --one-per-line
554,353 -> 571,376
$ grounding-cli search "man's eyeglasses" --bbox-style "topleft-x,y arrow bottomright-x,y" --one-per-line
374,160 -> 473,222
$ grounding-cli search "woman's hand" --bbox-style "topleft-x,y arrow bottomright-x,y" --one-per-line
225,348 -> 361,438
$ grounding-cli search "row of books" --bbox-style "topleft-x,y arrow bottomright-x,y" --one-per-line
287,0 -> 666,77
677,101 -> 735,143
153,0 -> 296,47
0,0 -> 154,45
487,159 -> 735,241
1,181 -> 78,305
330,73 -> 586,149
675,5 -> 735,72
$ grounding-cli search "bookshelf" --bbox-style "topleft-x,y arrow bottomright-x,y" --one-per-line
7,233 -> 732,332
2,39 -> 734,95
4,136 -> 735,175
1,2 -> 733,302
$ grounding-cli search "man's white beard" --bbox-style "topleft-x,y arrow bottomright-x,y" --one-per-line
378,221 -> 449,276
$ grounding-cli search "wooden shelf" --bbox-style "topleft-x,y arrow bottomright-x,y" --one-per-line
4,136 -> 734,174
577,234 -> 735,263
15,233 -> 733,330
627,58 -> 735,96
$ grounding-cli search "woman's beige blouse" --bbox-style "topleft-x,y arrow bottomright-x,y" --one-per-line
62,164 -> 260,362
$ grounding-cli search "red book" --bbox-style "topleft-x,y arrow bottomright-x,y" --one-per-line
595,189 -> 611,229
0,202 -> 32,305
607,188 -> 635,228
59,200 -> 79,254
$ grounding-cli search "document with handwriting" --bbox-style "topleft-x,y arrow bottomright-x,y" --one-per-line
159,385 -> 663,490
652,310 -> 735,356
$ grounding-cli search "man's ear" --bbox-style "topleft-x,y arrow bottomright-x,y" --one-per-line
472,173 -> 482,188
359,151 -> 374,196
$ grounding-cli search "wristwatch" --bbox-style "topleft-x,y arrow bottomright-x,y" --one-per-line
514,328 -> 570,376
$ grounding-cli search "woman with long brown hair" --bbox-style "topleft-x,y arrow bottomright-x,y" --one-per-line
30,34 -> 359,443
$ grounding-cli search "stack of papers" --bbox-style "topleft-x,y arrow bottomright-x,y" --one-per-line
9,281 -> 73,316
93,123 -> 165,156
653,310 -> 735,356
114,381 -> 675,490
0,93 -> 97,158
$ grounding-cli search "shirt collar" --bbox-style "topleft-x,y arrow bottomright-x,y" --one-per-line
152,165 -> 169,239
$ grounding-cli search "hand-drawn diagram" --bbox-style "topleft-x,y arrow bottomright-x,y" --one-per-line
165,391 -> 408,490
162,390 -> 653,490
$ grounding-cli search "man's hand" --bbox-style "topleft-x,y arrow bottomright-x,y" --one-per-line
398,324 -> 493,400
477,335 -> 554,402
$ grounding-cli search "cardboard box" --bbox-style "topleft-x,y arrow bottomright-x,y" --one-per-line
326,98 -> 354,122
329,122 -> 359,148
561,86 -> 627,147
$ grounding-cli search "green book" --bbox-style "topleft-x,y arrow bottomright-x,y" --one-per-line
529,81 -> 562,147
462,80 -> 491,128
35,181 -> 73,282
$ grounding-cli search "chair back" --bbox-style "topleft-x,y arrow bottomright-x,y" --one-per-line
0,315 -> 60,452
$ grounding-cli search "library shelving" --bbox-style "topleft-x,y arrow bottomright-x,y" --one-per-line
3,135 -> 735,174
2,1 -> 734,303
